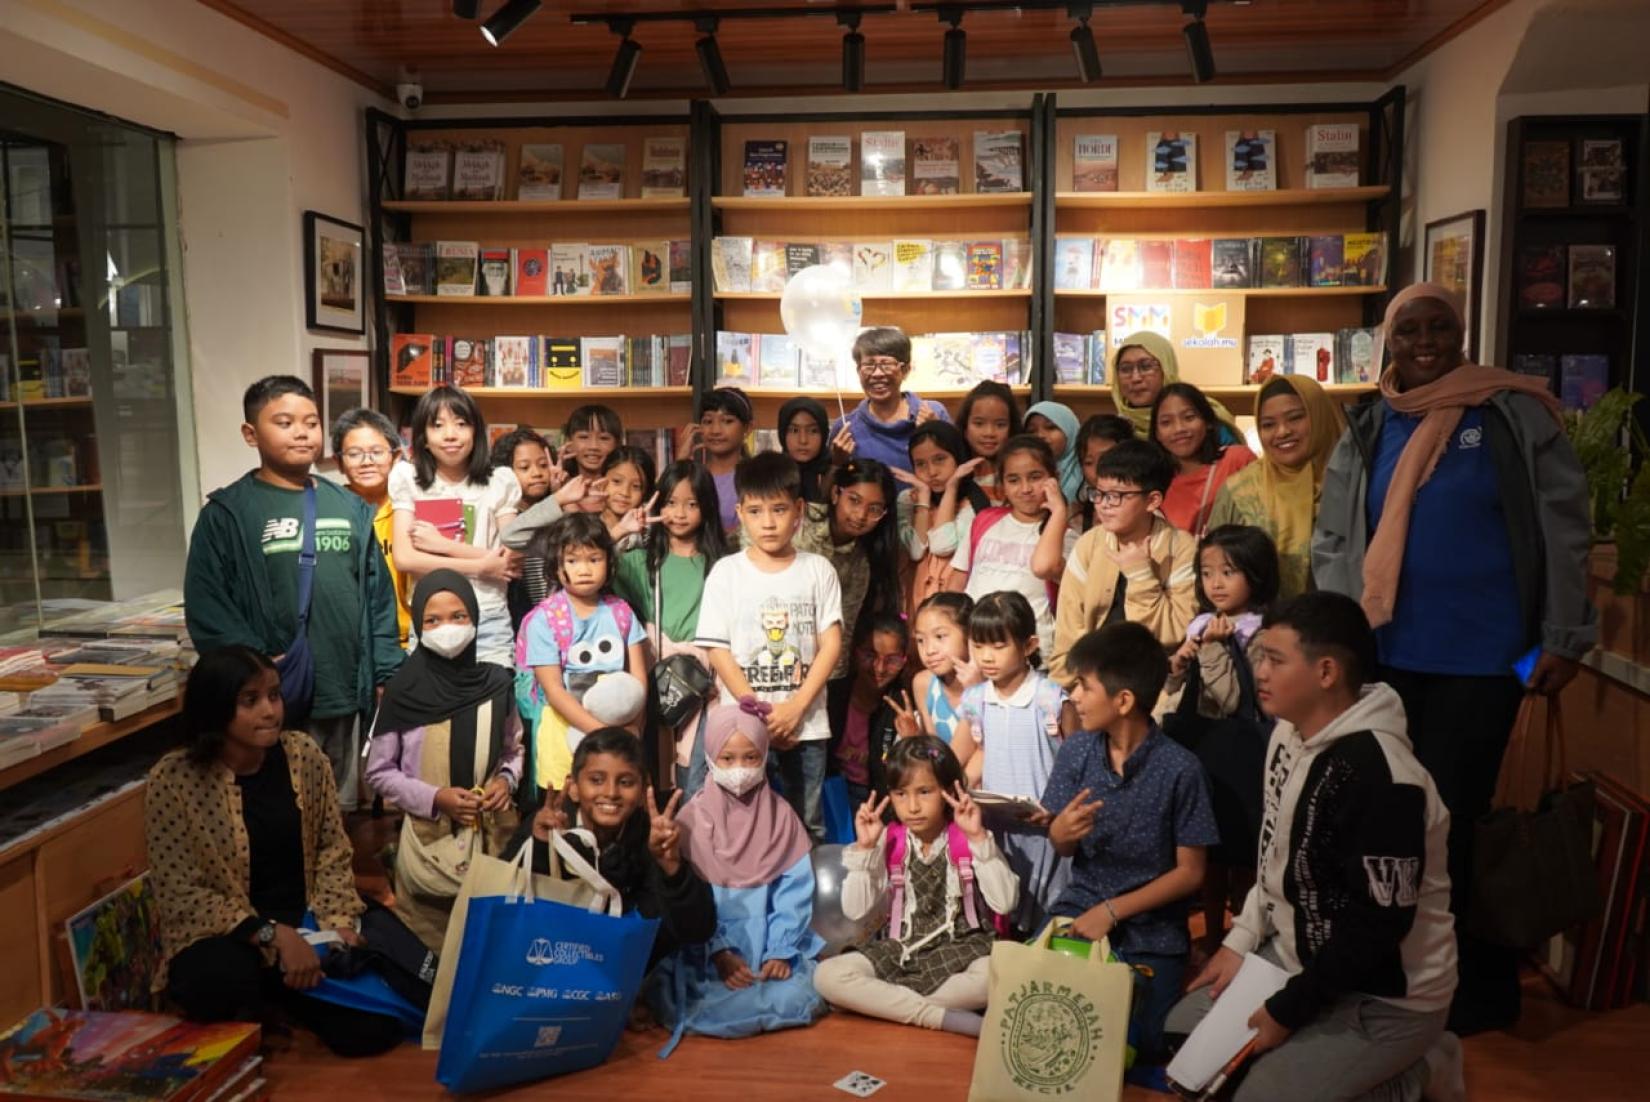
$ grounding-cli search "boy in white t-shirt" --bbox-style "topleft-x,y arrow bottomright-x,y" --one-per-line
695,452 -> 843,840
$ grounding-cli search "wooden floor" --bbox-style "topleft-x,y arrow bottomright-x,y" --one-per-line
284,814 -> 1649,1100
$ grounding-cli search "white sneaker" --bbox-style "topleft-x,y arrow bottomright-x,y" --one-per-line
1422,1031 -> 1465,1102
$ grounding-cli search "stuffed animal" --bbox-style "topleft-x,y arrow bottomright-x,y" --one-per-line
582,671 -> 645,729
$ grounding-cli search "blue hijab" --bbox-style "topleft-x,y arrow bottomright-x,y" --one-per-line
1025,401 -> 1084,503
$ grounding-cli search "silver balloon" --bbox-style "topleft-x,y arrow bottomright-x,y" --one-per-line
809,843 -> 884,955
780,264 -> 863,360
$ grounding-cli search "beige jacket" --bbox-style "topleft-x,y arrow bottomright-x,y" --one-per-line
1049,516 -> 1198,684
1158,634 -> 1267,720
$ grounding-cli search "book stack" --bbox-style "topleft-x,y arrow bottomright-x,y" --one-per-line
711,236 -> 1031,294
15,693 -> 101,734
0,1009 -> 262,1102
386,239 -> 691,298
390,332 -> 692,390
1052,234 -> 1386,292
42,662 -> 175,722
1244,328 -> 1380,387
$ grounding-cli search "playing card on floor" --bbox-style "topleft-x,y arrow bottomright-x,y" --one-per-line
833,1071 -> 887,1097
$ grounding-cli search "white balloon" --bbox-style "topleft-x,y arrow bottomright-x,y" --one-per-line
780,264 -> 863,360
809,843 -> 884,955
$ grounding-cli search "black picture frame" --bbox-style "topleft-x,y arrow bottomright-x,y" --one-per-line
311,348 -> 371,463
1423,209 -> 1486,362
304,210 -> 365,335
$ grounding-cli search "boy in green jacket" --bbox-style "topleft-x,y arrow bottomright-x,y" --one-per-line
184,376 -> 402,810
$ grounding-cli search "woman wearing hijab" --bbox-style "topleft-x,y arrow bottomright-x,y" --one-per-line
1025,400 -> 1085,504
779,396 -> 832,505
364,570 -> 523,950
1207,375 -> 1346,599
1111,331 -> 1243,444
649,703 -> 826,1047
1312,282 -> 1595,1035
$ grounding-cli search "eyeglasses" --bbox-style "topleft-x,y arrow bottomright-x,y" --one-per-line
1115,359 -> 1162,379
1089,489 -> 1147,507
857,357 -> 904,377
841,489 -> 888,521
342,447 -> 393,463
856,648 -> 908,670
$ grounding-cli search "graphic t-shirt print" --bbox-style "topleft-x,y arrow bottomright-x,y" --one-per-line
261,515 -> 353,556
746,595 -> 817,693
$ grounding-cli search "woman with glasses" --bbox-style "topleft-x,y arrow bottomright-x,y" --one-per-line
332,408 -> 413,647
828,327 -> 952,475
1110,332 -> 1242,444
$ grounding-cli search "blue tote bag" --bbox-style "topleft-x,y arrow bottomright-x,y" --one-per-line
435,834 -> 660,1094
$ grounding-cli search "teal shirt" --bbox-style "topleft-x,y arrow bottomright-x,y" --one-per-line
614,547 -> 708,644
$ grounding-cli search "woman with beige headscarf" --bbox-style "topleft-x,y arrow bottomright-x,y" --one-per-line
1110,331 -> 1242,444
1206,375 -> 1345,598
1311,282 -> 1595,1036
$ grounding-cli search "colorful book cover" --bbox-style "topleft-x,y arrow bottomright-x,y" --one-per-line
1516,245 -> 1566,309
586,244 -> 628,295
1287,332 -> 1336,383
1336,327 -> 1378,384
640,136 -> 686,198
403,141 -> 451,200
390,333 -> 436,388
477,247 -> 512,296
743,140 -> 789,197
860,131 -> 906,196
1146,131 -> 1197,192
806,136 -> 854,197
712,236 -> 754,293
549,243 -> 589,296
668,239 -> 693,294
1305,123 -> 1360,188
1139,240 -> 1174,290
785,242 -> 822,279
577,143 -> 626,200
581,337 -> 625,387
931,241 -> 968,291
1054,237 -> 1095,292
1260,237 -> 1304,288
513,247 -> 549,296
666,334 -> 692,387
632,240 -> 669,294
1224,129 -> 1275,191
1246,334 -> 1284,386
716,331 -> 755,385
1560,353 -> 1609,410
757,333 -> 801,387
492,336 -> 534,388
448,338 -> 488,389
973,131 -> 1024,192
1521,140 -> 1571,208
0,1010 -> 259,1102
1512,352 -> 1558,382
541,336 -> 581,389
1086,331 -> 1109,385
435,241 -> 478,296
394,242 -> 432,295
751,240 -> 788,293
516,143 -> 563,200
1053,333 -> 1087,384
1308,235 -> 1345,287
1072,134 -> 1119,192
381,243 -> 406,297
972,332 -> 1010,383
66,875 -> 163,1012
451,141 -> 505,200
1172,239 -> 1212,290
1340,233 -> 1386,287
967,241 -> 1004,291
1099,238 -> 1141,292
911,136 -> 961,195
852,241 -> 893,292
1568,245 -> 1616,309
1211,238 -> 1254,288
1001,238 -> 1033,290
892,239 -> 935,293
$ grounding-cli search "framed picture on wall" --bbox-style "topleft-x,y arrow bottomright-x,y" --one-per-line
304,211 -> 365,335
311,348 -> 370,462
1423,209 -> 1485,362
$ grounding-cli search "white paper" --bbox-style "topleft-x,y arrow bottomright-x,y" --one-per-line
1166,952 -> 1291,1093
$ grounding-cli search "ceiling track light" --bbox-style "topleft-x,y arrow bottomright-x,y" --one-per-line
452,0 -> 479,19
695,17 -> 731,95
839,12 -> 865,93
605,19 -> 641,99
939,7 -> 965,91
1181,1 -> 1215,83
1068,3 -> 1100,84
480,0 -> 539,46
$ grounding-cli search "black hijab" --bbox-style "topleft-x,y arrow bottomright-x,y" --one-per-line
374,570 -> 513,789
779,397 -> 831,504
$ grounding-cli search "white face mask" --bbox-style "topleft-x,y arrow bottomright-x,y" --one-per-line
420,621 -> 476,659
709,762 -> 766,796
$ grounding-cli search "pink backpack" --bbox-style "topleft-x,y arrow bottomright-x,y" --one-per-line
966,506 -> 1060,610
885,821 -> 992,939
512,590 -> 635,708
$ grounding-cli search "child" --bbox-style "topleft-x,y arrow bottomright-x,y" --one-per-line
945,434 -> 1077,661
827,326 -> 952,475
364,572 -> 522,950
561,404 -> 622,481
1151,382 -> 1256,537
779,397 -> 831,504
1074,414 -> 1135,533
951,591 -> 1076,933
490,427 -> 558,631
599,444 -> 658,550
1025,401 -> 1085,505
332,407 -> 412,647
185,376 -> 402,811
389,385 -> 522,666
684,387 -> 753,535
1172,593 -> 1458,1102
839,614 -> 909,805
614,460 -> 731,792
694,452 -> 843,840
651,705 -> 825,1047
956,380 -> 1021,504
522,514 -> 648,791
1050,439 -> 1197,684
907,591 -> 977,746
814,737 -> 1019,1036
894,422 -> 990,622
1042,621 -> 1218,1063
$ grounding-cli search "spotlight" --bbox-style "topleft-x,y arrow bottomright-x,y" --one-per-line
1069,5 -> 1101,84
840,13 -> 865,92
940,8 -> 965,90
695,18 -> 730,95
452,0 -> 479,19
1182,2 -> 1215,83
480,0 -> 539,46
605,20 -> 641,98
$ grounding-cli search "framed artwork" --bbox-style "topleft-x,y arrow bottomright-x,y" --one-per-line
312,348 -> 370,461
1423,209 -> 1485,362
304,210 -> 365,334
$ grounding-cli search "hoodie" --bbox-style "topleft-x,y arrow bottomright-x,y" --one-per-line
1224,683 -> 1457,1029
830,392 -> 952,475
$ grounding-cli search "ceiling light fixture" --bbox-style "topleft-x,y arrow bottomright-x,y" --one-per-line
695,17 -> 731,95
605,19 -> 641,98
1182,1 -> 1215,83
453,0 -> 480,19
940,7 -> 965,90
480,0 -> 539,46
1068,3 -> 1100,83
839,12 -> 865,93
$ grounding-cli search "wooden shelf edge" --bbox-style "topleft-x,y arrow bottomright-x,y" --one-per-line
1054,185 -> 1391,209
717,290 -> 1033,302
389,294 -> 692,306
1054,383 -> 1377,397
388,386 -> 692,399
0,698 -> 181,794
383,198 -> 691,214
1053,286 -> 1388,298
0,398 -> 94,410
713,193 -> 1033,212
0,484 -> 103,498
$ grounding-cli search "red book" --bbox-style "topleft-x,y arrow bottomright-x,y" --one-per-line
448,337 -> 488,389
1139,239 -> 1174,289
390,332 -> 436,388
1172,238 -> 1212,289
514,247 -> 549,296
414,498 -> 468,543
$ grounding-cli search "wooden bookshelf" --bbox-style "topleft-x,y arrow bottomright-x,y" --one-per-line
389,386 -> 689,400
713,193 -> 1033,213
1054,185 -> 1389,210
716,289 -> 1033,302
1053,286 -> 1386,299
0,484 -> 102,498
387,293 -> 691,306
383,197 -> 690,215
0,397 -> 93,410
0,698 -> 180,793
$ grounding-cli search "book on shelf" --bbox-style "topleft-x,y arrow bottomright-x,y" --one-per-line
1172,239 -> 1212,290
757,333 -> 801,387
669,240 -> 692,294
1340,232 -> 1387,287
1516,245 -> 1567,309
435,241 -> 479,296
1568,245 -> 1616,309
1286,332 -> 1336,383
1561,353 -> 1609,410
1259,237 -> 1304,288
625,428 -> 675,472
1335,326 -> 1380,384
1305,123 -> 1360,188
581,337 -> 626,388
853,241 -> 893,292
1053,332 -> 1087,384
1087,330 -> 1109,384
396,242 -> 434,295
716,331 -> 755,386
667,334 -> 692,387
1579,139 -> 1626,203
1513,352 -> 1558,382
632,240 -> 669,294
967,242 -> 1004,291
861,131 -> 906,196
713,236 -> 754,293
640,137 -> 687,198
514,247 -> 549,296
549,243 -> 590,296
452,140 -> 507,201
477,247 -> 512,296
625,337 -> 661,387
912,136 -> 961,195
0,1009 -> 260,1102
587,244 -> 629,295
819,241 -> 853,277
1147,131 -> 1197,192
1139,240 -> 1174,290
516,143 -> 564,200
1225,129 -> 1275,191
381,243 -> 406,296
578,143 -> 626,199
893,239 -> 935,293
1211,238 -> 1255,289
743,140 -> 789,197
1521,140 -> 1571,208
800,347 -> 843,390
1072,134 -> 1119,192
806,136 -> 854,197
1099,239 -> 1142,292
487,423 -> 518,451
974,131 -> 1024,193
391,333 -> 438,388
751,241 -> 787,293
1054,237 -> 1095,292
541,336 -> 581,389
449,338 -> 488,388
1246,334 -> 1284,386
932,241 -> 968,291
785,242 -> 822,279
493,336 -> 535,388
404,140 -> 451,200
1002,238 -> 1033,291
1307,235 -> 1344,288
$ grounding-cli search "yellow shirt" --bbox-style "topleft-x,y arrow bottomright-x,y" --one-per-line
372,497 -> 413,647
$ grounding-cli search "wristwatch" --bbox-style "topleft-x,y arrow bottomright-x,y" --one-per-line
255,919 -> 278,947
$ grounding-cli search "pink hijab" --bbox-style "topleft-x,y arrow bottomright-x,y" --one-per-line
675,705 -> 813,889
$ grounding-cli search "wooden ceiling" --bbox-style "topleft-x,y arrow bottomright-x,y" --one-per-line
200,0 -> 1506,102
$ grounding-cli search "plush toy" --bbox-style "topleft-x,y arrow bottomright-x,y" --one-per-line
582,671 -> 646,728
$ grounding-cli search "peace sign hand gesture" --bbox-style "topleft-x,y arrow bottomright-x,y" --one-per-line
1048,787 -> 1105,849
616,492 -> 663,538
941,783 -> 986,843
853,793 -> 890,851
884,689 -> 924,739
647,786 -> 684,876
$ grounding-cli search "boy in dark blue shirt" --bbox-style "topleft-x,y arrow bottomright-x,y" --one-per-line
1041,620 -> 1217,1061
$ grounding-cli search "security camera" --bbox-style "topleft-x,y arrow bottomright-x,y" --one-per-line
397,80 -> 423,111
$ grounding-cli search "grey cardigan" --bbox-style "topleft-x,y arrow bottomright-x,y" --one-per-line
1311,390 -> 1597,662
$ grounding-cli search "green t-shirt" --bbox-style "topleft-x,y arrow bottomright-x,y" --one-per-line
241,478 -> 364,718
614,547 -> 707,644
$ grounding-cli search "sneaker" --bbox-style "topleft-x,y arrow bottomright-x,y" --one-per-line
1422,1031 -> 1465,1102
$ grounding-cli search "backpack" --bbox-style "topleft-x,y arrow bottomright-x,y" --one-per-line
966,506 -> 1060,610
512,590 -> 636,713
885,820 -> 992,939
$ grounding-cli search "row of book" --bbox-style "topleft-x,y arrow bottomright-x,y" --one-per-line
1053,233 -> 1387,293
750,131 -> 1025,198
1244,330 -> 1382,387
711,237 -> 1032,296
405,137 -> 687,202
483,425 -> 681,481
1513,352 -> 1609,411
0,434 -> 94,492
1051,332 -> 1112,386
1070,125 -> 1360,192
390,332 -> 692,391
1516,243 -> 1618,311
1521,136 -> 1629,208
386,240 -> 689,298
0,342 -> 93,402
714,330 -> 1031,392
